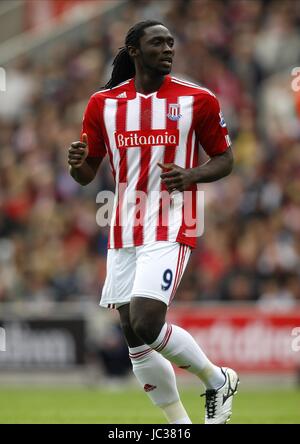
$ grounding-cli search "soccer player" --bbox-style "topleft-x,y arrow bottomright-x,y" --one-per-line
68,20 -> 239,424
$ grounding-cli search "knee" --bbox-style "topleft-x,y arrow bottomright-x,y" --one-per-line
130,298 -> 167,344
118,305 -> 144,348
118,307 -> 131,339
118,318 -> 142,348
130,313 -> 163,344
119,319 -> 132,339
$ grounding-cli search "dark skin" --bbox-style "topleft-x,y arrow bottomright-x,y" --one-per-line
127,25 -> 175,95
68,25 -> 234,347
68,133 -> 102,185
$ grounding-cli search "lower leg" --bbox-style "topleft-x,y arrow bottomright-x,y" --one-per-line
129,345 -> 191,424
117,304 -> 191,424
130,298 -> 225,390
149,323 -> 225,390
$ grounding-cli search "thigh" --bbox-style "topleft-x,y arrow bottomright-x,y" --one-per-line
100,247 -> 136,308
132,242 -> 191,306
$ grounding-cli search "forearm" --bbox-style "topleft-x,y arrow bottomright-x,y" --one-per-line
69,161 -> 96,186
191,150 -> 233,184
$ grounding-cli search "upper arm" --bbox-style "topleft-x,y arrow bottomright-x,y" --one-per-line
213,145 -> 233,160
195,94 -> 231,157
81,95 -> 107,159
212,145 -> 234,172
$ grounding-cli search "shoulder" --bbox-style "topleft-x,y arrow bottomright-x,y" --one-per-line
169,76 -> 217,99
91,78 -> 133,101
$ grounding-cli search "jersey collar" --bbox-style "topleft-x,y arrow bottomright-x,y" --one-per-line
128,75 -> 171,99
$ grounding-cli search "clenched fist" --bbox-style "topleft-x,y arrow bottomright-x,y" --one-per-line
68,133 -> 89,168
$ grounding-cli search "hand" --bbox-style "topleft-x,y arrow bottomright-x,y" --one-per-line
158,162 -> 196,193
68,133 -> 89,168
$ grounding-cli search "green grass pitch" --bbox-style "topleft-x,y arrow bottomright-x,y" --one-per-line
0,386 -> 299,424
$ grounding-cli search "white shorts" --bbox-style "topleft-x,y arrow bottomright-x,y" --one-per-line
100,241 -> 191,309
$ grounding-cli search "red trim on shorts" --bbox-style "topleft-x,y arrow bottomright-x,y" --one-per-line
170,244 -> 183,299
169,245 -> 189,305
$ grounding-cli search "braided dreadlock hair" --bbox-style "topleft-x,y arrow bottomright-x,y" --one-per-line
104,20 -> 165,89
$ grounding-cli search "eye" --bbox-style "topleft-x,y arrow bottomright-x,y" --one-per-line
151,38 -> 174,48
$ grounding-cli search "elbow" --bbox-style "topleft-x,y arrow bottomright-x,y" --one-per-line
227,157 -> 234,176
79,179 -> 93,186
224,147 -> 234,176
76,175 -> 95,186
69,166 -> 94,186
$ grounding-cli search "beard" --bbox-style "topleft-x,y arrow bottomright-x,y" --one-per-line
139,53 -> 172,75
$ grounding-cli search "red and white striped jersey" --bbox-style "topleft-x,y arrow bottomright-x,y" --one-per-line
82,75 -> 231,249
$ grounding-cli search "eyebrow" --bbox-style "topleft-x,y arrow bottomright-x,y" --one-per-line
148,35 -> 174,42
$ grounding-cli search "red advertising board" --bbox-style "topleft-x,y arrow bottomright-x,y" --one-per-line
169,306 -> 300,373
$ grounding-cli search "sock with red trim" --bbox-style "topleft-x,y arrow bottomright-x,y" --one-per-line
149,323 -> 225,390
129,344 -> 192,424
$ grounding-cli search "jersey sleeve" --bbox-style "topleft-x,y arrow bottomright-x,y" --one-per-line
81,95 -> 106,158
195,94 -> 231,157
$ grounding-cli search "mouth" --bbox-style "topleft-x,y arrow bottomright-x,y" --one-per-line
160,58 -> 173,67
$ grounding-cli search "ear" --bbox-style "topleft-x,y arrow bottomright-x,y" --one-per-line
127,45 -> 139,58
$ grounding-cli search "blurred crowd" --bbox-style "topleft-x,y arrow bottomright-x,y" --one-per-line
0,0 -> 300,308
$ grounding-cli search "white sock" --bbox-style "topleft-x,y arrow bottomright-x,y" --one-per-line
162,401 -> 192,424
149,323 -> 225,390
129,344 -> 191,423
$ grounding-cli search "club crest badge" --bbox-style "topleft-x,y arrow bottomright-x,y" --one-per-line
167,103 -> 182,121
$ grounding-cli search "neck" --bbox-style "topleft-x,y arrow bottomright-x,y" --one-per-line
134,70 -> 166,95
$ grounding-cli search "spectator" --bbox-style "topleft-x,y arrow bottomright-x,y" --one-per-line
1,0 -> 300,305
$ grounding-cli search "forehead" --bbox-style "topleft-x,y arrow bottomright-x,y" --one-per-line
141,25 -> 174,42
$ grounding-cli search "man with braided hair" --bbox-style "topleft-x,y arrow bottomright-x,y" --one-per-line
68,20 -> 238,424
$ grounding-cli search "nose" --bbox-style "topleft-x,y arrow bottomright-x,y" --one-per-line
162,42 -> 173,55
